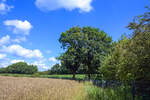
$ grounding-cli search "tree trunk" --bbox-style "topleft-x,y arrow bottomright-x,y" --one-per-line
88,74 -> 91,80
72,71 -> 76,80
87,63 -> 91,80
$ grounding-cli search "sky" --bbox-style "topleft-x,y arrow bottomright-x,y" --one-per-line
0,0 -> 149,71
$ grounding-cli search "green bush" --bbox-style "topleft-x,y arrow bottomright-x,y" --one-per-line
84,82 -> 141,100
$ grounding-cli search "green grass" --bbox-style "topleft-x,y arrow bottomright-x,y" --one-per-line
84,82 -> 142,100
0,73 -> 144,100
0,73 -> 86,80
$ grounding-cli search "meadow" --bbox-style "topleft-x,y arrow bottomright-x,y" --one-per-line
0,76 -> 86,100
0,75 -> 142,100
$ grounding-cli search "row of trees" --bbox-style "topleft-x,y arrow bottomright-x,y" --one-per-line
56,7 -> 150,97
48,63 -> 87,75
99,8 -> 150,97
0,62 -> 38,74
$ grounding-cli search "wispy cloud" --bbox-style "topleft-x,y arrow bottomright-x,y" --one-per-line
0,0 -> 14,14
49,57 -> 57,62
0,53 -> 6,59
0,35 -> 10,46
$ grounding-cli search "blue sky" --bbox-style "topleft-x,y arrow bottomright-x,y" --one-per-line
0,0 -> 149,71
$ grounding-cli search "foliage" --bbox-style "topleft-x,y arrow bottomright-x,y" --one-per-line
59,26 -> 85,79
80,27 -> 112,79
0,62 -> 38,74
84,82 -> 141,100
59,26 -> 112,79
99,37 -> 130,81
99,8 -> 150,98
48,63 -> 71,74
58,48 -> 81,79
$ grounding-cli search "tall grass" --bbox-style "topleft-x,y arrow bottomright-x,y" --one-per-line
0,76 -> 85,100
84,82 -> 142,100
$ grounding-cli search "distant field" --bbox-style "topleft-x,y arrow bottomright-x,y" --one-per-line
0,76 -> 86,100
0,74 -> 86,80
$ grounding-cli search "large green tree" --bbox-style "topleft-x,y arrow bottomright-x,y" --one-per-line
59,26 -> 112,79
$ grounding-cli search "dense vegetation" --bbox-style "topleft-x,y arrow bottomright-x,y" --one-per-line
99,8 -> 150,98
0,62 -> 38,74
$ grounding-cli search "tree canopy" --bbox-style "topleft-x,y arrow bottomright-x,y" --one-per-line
59,26 -> 112,79
0,62 -> 38,74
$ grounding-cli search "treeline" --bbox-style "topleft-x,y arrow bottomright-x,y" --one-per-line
99,9 -> 150,98
0,62 -> 38,74
53,8 -> 150,98
48,63 -> 87,75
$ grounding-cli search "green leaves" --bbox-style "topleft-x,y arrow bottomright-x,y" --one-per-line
99,9 -> 150,97
0,62 -> 38,74
59,26 -> 112,79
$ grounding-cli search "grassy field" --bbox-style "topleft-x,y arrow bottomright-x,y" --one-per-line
0,73 -> 86,80
0,76 -> 142,100
0,76 -> 86,100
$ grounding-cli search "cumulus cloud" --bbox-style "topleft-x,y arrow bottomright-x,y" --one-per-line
4,20 -> 32,35
49,57 -> 57,62
0,2 -> 14,14
0,53 -> 6,59
10,59 -> 25,64
35,0 -> 93,12
1,44 -> 43,59
0,35 -> 10,45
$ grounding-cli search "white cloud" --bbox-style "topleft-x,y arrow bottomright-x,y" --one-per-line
45,50 -> 51,54
0,35 -> 10,45
35,0 -> 93,13
0,60 -> 9,68
10,59 -> 25,64
0,2 -> 13,14
0,35 -> 27,46
0,53 -> 6,59
33,61 -> 50,70
2,44 -> 43,59
12,37 -> 27,43
4,20 -> 32,35
49,57 -> 57,62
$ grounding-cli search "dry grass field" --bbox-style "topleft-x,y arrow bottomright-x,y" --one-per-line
0,76 -> 86,100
